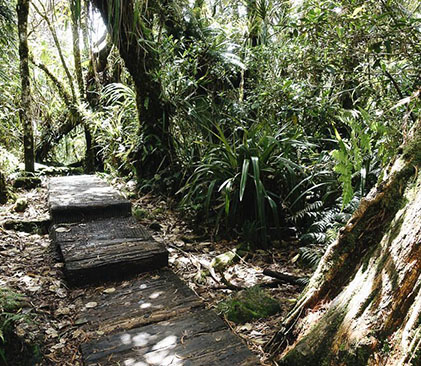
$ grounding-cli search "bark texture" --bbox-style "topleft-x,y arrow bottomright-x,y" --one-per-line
267,133 -> 421,365
17,0 -> 34,172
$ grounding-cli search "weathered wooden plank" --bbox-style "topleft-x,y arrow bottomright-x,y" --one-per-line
79,271 -> 203,336
47,176 -> 259,365
81,309 -> 258,366
50,216 -> 151,245
51,217 -> 168,285
48,175 -> 131,223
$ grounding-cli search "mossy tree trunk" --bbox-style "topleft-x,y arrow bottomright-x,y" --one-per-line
17,0 -> 34,173
70,0 -> 95,173
266,129 -> 421,365
91,0 -> 174,179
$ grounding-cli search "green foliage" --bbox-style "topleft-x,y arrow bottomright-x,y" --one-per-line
132,206 -> 152,220
0,0 -> 15,49
331,109 -> 389,206
92,83 -> 138,175
217,286 -> 280,323
1,0 -> 419,256
0,148 -> 19,175
178,121 -> 315,247
298,195 -> 361,268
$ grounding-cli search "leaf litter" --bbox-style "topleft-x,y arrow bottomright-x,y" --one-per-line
0,183 -> 84,366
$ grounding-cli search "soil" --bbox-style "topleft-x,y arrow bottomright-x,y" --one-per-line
0,176 -> 310,365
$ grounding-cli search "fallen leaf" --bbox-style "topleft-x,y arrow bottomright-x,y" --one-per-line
55,307 -> 71,316
55,227 -> 71,233
85,302 -> 98,308
46,328 -> 59,338
51,343 -> 65,350
291,253 -> 300,263
56,288 -> 67,298
72,329 -> 84,339
103,287 -> 116,294
74,317 -> 88,325
239,323 -> 253,331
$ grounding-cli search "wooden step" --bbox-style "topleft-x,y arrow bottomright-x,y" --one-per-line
47,175 -> 259,365
79,272 -> 258,366
51,217 -> 168,285
77,271 -> 203,336
48,175 -> 131,223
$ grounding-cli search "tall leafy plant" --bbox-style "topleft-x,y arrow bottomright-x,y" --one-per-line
179,121 -> 314,247
331,108 -> 387,205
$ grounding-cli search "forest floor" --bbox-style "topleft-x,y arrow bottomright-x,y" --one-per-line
0,176 -> 310,366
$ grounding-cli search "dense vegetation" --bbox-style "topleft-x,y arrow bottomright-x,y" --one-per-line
0,0 -> 420,364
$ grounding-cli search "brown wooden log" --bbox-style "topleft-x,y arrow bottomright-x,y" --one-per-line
263,269 -> 307,286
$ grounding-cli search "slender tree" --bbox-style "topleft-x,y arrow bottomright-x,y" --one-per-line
70,0 -> 95,172
17,0 -> 34,172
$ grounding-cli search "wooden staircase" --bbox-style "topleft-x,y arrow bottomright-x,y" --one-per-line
48,175 -> 258,366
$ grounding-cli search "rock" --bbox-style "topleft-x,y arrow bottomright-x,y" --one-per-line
14,198 -> 28,212
210,249 -> 237,271
0,170 -> 7,204
2,218 -> 51,234
13,176 -> 41,189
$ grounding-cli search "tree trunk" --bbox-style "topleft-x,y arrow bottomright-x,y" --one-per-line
17,0 -> 34,173
70,0 -> 95,173
266,130 -> 421,365
90,0 -> 174,179
30,58 -> 83,162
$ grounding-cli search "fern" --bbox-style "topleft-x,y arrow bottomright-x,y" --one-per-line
300,232 -> 326,244
331,108 -> 385,206
0,288 -> 26,360
289,200 -> 323,223
298,193 -> 361,268
299,246 -> 323,269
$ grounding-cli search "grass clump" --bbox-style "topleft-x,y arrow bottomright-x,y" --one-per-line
217,286 -> 280,324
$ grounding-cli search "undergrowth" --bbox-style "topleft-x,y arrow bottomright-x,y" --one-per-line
0,288 -> 37,366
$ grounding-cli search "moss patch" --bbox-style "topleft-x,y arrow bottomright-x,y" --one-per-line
403,134 -> 421,166
132,207 -> 152,220
217,286 -> 280,323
